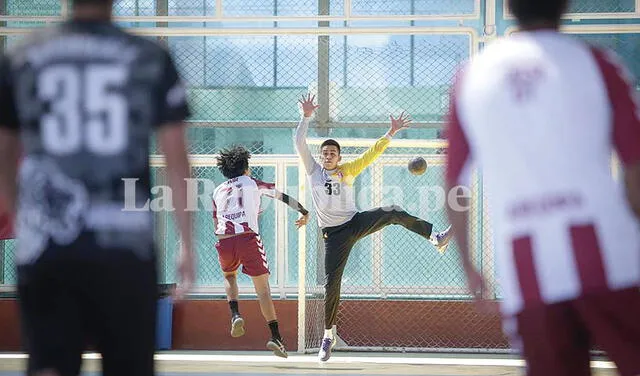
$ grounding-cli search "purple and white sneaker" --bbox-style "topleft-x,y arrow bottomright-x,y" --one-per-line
318,337 -> 335,362
431,225 -> 453,254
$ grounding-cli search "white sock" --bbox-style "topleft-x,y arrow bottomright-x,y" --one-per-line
324,329 -> 333,339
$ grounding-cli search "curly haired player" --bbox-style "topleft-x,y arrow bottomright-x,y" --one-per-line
294,94 -> 453,361
212,145 -> 310,358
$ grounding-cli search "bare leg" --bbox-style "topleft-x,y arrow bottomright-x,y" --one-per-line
251,273 -> 276,322
251,273 -> 287,358
223,271 -> 239,302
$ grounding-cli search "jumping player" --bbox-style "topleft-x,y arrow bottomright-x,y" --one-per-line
0,0 -> 195,375
445,0 -> 640,375
294,94 -> 454,361
212,145 -> 310,358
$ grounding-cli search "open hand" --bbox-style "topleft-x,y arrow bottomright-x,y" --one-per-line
299,93 -> 320,117
389,111 -> 412,136
295,213 -> 310,228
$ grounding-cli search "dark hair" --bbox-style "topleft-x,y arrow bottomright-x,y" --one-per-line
320,139 -> 341,154
217,146 -> 250,179
509,0 -> 567,26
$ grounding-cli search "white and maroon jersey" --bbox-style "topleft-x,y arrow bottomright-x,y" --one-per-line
446,30 -> 640,316
212,175 -> 276,236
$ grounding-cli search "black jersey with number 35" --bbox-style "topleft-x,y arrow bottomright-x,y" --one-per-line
0,20 -> 190,255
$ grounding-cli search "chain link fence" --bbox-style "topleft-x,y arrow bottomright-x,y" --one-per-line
163,32 -> 469,125
350,0 -> 477,16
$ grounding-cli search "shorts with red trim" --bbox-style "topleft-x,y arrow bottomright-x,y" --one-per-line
503,287 -> 640,376
215,232 -> 270,277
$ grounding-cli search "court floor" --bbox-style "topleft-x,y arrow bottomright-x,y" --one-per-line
0,352 -> 620,376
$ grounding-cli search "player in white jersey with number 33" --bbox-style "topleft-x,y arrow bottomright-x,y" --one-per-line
295,94 -> 454,362
212,146 -> 310,358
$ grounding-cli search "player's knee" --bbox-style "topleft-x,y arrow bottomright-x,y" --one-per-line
384,205 -> 405,221
255,287 -> 271,300
324,274 -> 342,290
251,273 -> 271,292
223,271 -> 237,281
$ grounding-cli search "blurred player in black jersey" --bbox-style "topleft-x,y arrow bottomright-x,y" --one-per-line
0,0 -> 195,375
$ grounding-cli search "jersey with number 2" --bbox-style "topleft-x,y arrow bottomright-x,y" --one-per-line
212,176 -> 277,236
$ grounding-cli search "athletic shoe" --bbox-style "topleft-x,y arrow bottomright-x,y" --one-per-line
230,315 -> 245,338
267,337 -> 288,358
432,225 -> 453,254
318,337 -> 334,362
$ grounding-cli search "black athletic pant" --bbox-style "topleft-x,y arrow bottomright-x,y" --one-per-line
17,233 -> 158,376
322,205 -> 433,329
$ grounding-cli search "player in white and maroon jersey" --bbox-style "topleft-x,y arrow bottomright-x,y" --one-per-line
212,146 -> 309,358
445,0 -> 640,375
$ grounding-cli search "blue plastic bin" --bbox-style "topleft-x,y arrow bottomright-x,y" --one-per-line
156,296 -> 173,350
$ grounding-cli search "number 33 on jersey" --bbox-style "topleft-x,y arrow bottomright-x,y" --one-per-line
324,181 -> 341,196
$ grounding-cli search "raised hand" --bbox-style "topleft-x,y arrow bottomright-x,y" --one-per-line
389,111 -> 412,136
299,93 -> 320,117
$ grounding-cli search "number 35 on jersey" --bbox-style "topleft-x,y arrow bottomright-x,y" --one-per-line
39,64 -> 129,156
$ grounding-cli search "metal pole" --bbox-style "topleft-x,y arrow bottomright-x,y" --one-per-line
316,0 -> 331,137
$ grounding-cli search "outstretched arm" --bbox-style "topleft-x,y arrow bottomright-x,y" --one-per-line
254,179 -> 310,228
294,94 -> 321,175
341,112 -> 412,177
275,190 -> 310,228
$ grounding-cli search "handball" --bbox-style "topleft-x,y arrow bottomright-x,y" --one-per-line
408,156 -> 427,175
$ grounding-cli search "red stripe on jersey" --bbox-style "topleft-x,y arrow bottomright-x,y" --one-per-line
570,224 -> 608,294
445,67 -> 472,187
225,221 -> 235,235
212,200 -> 218,229
513,236 -> 542,308
236,185 -> 244,208
252,178 -> 275,190
591,47 -> 640,166
240,222 -> 251,233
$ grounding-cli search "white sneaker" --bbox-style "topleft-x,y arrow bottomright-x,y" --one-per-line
431,225 -> 453,254
318,337 -> 335,362
267,337 -> 288,358
230,315 -> 245,338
